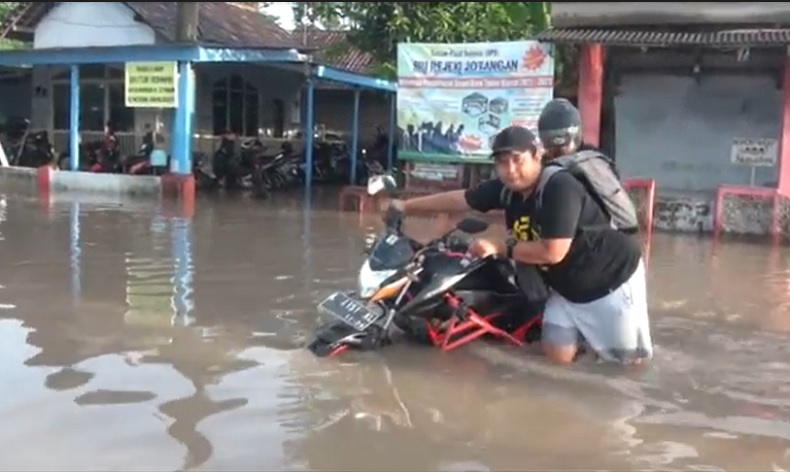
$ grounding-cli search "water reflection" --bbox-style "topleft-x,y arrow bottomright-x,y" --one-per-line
302,191 -> 313,295
69,201 -> 81,301
122,206 -> 251,470
170,215 -> 195,327
5,196 -> 790,470
281,352 -> 634,471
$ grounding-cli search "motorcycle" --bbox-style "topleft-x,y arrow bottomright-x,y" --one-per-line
2,117 -> 56,168
251,142 -> 300,197
307,175 -> 542,358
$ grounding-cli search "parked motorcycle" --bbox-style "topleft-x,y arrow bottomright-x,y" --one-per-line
193,152 -> 220,190
1,117 -> 55,168
125,129 -> 169,175
307,175 -> 542,358
251,142 -> 300,198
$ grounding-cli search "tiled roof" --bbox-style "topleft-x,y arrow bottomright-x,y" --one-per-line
0,3 -> 375,74
537,27 -> 790,47
0,2 -> 298,48
292,27 -> 374,74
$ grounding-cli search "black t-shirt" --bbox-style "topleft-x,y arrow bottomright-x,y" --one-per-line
464,171 -> 642,303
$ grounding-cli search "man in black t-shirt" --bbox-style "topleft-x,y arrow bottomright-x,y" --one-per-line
387,100 -> 652,365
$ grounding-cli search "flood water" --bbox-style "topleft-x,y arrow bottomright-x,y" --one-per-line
2,190 -> 790,471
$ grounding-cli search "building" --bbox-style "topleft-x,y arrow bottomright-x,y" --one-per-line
538,3 -> 790,238
0,2 -> 393,166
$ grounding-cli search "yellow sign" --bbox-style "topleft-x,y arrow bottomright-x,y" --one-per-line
125,62 -> 178,108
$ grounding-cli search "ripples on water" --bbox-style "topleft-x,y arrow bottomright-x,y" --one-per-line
1,192 -> 790,470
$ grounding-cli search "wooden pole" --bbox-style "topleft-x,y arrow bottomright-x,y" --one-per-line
175,3 -> 199,42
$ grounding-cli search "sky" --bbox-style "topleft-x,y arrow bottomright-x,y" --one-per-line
262,2 -> 296,30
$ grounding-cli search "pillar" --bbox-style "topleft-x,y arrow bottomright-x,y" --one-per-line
578,43 -> 604,148
776,52 -> 790,196
387,93 -> 396,169
303,78 -> 316,193
69,64 -> 80,171
350,88 -> 361,185
161,60 -> 196,210
171,61 -> 195,174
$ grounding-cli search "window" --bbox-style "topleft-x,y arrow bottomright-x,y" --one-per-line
108,83 -> 134,132
81,83 -> 104,131
212,74 -> 259,136
53,83 -> 70,130
51,65 -> 134,132
270,99 -> 285,138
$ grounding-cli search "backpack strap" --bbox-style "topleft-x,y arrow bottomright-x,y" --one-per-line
535,160 -> 613,232
535,164 -> 564,209
499,185 -> 512,207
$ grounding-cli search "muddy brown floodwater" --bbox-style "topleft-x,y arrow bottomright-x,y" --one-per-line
2,190 -> 790,471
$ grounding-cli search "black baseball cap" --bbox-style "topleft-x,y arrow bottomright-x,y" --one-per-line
490,125 -> 540,158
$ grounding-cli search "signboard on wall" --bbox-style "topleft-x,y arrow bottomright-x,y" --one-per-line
404,162 -> 464,192
396,40 -> 554,163
125,62 -> 178,108
730,137 -> 778,167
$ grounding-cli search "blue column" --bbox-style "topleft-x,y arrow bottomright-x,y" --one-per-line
303,78 -> 315,193
170,216 -> 194,327
69,201 -> 81,301
69,65 -> 80,171
387,93 -> 396,170
350,88 -> 361,185
171,61 -> 195,175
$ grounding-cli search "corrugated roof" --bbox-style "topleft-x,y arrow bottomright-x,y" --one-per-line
536,27 -> 790,47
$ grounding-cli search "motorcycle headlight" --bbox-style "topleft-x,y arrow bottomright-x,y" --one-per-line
358,261 -> 397,299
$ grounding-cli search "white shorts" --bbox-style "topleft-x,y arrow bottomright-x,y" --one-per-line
542,260 -> 653,363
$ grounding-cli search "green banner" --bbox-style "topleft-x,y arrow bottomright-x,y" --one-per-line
397,41 -> 554,163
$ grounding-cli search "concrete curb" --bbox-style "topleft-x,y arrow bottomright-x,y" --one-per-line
0,166 -> 195,216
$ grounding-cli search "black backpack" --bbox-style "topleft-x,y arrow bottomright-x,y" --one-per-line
500,150 -> 639,232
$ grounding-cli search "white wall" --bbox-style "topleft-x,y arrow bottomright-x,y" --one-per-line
614,74 -> 782,193
34,2 -> 156,49
193,64 -> 304,134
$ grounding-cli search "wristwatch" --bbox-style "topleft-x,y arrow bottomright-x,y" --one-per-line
505,237 -> 518,260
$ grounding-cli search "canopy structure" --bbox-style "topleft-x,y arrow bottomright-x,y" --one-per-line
0,43 -> 397,189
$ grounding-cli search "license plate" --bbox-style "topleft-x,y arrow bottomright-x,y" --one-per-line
317,292 -> 380,332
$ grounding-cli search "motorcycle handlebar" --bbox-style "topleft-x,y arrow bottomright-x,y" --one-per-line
385,217 -> 473,255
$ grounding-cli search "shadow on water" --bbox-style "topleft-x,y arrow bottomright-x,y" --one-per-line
1,190 -> 790,470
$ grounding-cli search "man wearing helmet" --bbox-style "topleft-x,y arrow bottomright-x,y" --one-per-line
385,98 -> 652,365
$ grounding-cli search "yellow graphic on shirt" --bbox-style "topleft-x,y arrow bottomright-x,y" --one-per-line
511,216 -> 540,242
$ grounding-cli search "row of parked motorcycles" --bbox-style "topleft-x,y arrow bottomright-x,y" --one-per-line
1,118 -> 390,198
1,117 -> 164,175
194,132 -> 389,197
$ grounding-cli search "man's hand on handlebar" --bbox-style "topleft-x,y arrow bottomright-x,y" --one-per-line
468,238 -> 505,259
383,199 -> 405,229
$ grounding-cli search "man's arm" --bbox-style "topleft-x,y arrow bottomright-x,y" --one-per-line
401,179 -> 504,214
511,172 -> 583,265
402,190 -> 471,213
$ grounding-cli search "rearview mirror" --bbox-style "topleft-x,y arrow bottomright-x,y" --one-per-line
367,173 -> 398,195
456,217 -> 489,235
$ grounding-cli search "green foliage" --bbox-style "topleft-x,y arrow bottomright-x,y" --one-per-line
0,2 -> 27,50
296,3 -> 554,75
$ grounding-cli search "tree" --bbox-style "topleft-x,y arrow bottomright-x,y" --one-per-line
299,3 -> 554,77
292,2 -> 345,30
0,2 -> 24,49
